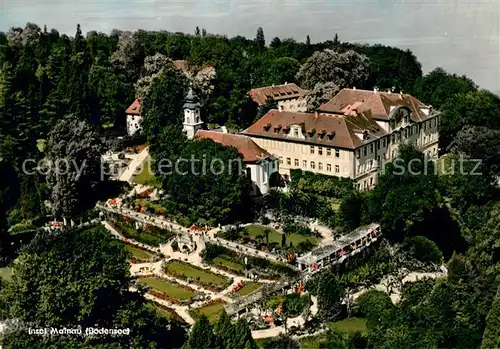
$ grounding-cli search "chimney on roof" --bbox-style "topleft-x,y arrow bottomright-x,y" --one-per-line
314,111 -> 319,118
373,87 -> 378,93
387,89 -> 391,94
285,81 -> 288,85
353,86 -> 356,90
399,90 -> 404,99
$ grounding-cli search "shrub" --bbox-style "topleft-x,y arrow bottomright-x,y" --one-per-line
354,290 -> 395,328
401,235 -> 443,264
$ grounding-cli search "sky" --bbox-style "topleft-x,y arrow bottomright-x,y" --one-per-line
1,0 -> 499,94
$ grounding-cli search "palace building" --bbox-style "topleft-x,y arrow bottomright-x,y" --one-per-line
248,82 -> 308,112
242,88 -> 439,190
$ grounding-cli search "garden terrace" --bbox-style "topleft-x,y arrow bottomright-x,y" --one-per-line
189,300 -> 227,323
297,223 -> 381,274
203,243 -> 298,279
163,260 -> 232,292
235,282 -> 262,296
139,277 -> 196,303
226,280 -> 292,316
218,224 -> 318,255
109,217 -> 174,247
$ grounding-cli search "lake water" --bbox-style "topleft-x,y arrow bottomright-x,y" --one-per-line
1,0 -> 499,94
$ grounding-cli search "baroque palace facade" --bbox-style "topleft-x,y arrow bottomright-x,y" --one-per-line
242,88 -> 440,190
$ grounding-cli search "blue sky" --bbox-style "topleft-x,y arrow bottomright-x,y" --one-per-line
1,0 -> 499,93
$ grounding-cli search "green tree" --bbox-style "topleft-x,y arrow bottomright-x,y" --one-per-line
164,139 -> 253,225
439,89 -> 500,150
0,225 -> 186,348
354,290 -> 395,328
296,49 -> 370,90
261,335 -> 299,349
481,288 -> 500,349
188,315 -> 215,349
255,27 -> 265,50
415,67 -> 476,108
367,144 -> 441,241
46,115 -> 104,219
400,236 -> 443,264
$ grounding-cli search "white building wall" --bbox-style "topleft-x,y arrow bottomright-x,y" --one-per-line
126,114 -> 142,136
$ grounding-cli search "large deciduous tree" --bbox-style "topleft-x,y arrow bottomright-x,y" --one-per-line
164,139 -> 253,226
46,115 -> 104,219
415,67 -> 477,108
304,81 -> 339,111
0,225 -> 186,348
439,89 -> 500,150
296,49 -> 370,90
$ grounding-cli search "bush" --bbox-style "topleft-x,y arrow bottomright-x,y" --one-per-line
354,290 -> 395,328
401,235 -> 443,264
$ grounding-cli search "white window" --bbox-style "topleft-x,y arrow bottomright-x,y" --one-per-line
310,146 -> 315,154
327,148 -> 331,156
327,164 -> 332,172
302,160 -> 307,168
318,147 -> 323,155
318,162 -> 323,170
286,158 -> 291,165
294,128 -> 299,137
335,149 -> 340,158
335,165 -> 340,173
294,159 -> 299,166
363,147 -> 367,156
279,157 -> 283,164
310,161 -> 315,169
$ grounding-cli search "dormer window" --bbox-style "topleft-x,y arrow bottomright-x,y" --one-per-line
293,128 -> 299,137
327,131 -> 336,140
263,123 -> 271,131
308,128 -> 316,137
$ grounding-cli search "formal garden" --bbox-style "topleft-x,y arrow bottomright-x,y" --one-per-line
108,214 -> 175,246
189,299 -> 227,323
217,223 -> 320,256
163,260 -> 232,292
139,276 -> 199,304
235,282 -> 262,296
202,243 -> 299,279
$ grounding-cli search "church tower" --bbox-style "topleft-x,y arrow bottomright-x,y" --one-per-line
182,88 -> 204,139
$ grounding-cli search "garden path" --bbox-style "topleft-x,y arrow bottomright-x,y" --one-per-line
119,147 -> 150,182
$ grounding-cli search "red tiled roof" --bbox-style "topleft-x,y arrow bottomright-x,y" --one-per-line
319,88 -> 432,121
242,109 -> 387,150
125,98 -> 143,116
248,83 -> 307,106
195,130 -> 271,162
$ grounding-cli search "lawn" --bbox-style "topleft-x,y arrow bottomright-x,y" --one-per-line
190,301 -> 227,323
133,158 -> 154,185
245,224 -> 317,246
133,157 -> 161,188
126,245 -> 152,260
329,317 -> 367,334
165,261 -> 229,287
0,267 -> 12,282
236,282 -> 261,296
212,256 -> 245,271
299,334 -> 328,349
140,278 -> 194,300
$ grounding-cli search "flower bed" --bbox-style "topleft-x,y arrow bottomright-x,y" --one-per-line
153,302 -> 186,324
163,260 -> 232,293
189,299 -> 227,323
139,276 -> 196,304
